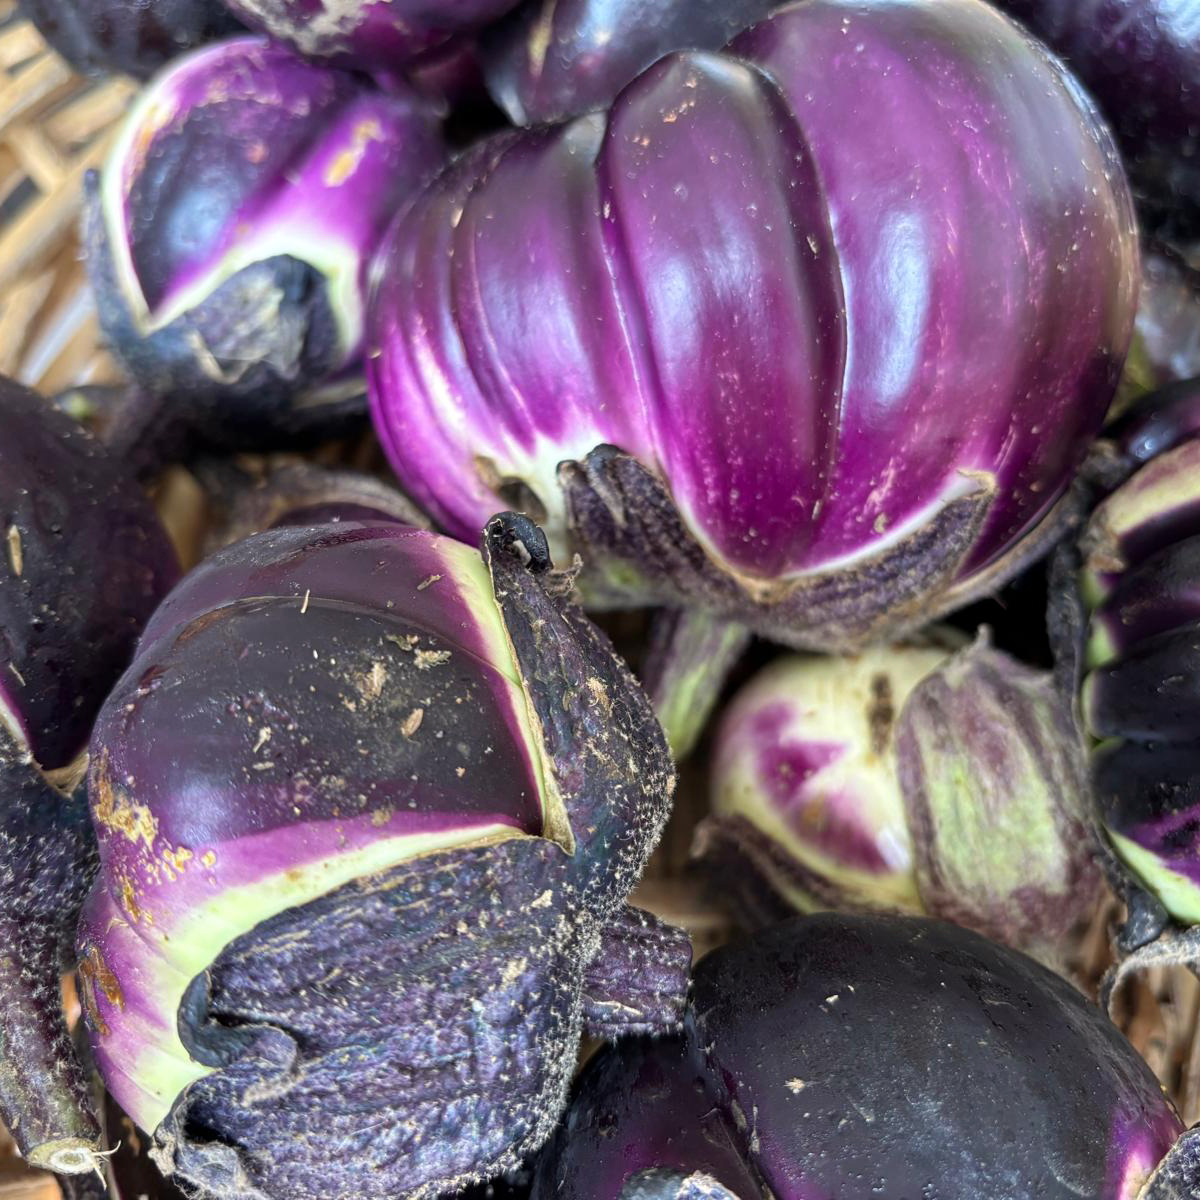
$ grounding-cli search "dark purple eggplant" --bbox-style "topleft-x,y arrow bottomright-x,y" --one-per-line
535,914 -> 1194,1200
84,36 -> 445,444
0,379 -> 178,1175
76,514 -> 687,1199
19,0 -> 242,78
996,0 -> 1200,237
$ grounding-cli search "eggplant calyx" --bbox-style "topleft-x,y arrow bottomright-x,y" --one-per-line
1100,924 -> 1200,1016
581,905 -> 691,1040
1141,1123 -> 1200,1200
559,445 -> 1000,653
618,1170 -> 746,1200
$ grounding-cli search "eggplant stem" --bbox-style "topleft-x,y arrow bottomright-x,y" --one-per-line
0,730 -> 101,1172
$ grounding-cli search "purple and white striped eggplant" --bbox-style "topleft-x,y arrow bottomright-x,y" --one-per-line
0,379 -> 178,1174
368,0 -> 1139,654
85,36 -> 445,440
1075,438 -> 1200,929
480,0 -> 777,125
698,634 -> 1102,962
76,514 -> 686,1200
534,914 -> 1195,1200
219,0 -> 521,71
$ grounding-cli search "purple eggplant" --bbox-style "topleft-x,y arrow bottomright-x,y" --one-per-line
75,514 -> 686,1200
535,913 -> 1194,1200
699,634 -> 1102,962
368,0 -> 1139,654
0,379 -> 178,1175
84,36 -> 445,441
480,0 -> 777,125
19,0 -> 243,78
995,0 -> 1200,237
219,0 -> 521,71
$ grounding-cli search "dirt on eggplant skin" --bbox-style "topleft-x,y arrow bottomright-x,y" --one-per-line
153,839 -> 596,1200
867,672 -> 895,758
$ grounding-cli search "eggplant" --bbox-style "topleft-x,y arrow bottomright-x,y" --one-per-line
535,913 -> 1194,1200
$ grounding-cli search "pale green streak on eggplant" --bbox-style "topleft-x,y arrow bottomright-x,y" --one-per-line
1108,829 -> 1200,925
1086,439 -> 1200,568
1079,563 -> 1113,616
103,820 -> 529,1135
1084,617 -> 1119,669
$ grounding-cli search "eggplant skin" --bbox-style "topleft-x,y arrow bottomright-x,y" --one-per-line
19,0 -> 242,78
996,0 -> 1200,236
536,914 -> 1185,1200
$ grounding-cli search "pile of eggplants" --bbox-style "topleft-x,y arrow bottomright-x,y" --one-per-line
6,0 -> 1200,1195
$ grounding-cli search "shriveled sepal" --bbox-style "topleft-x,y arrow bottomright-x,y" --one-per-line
582,905 -> 691,1040
562,446 -> 1081,653
0,727 -> 100,1174
1143,1123 -> 1200,1200
896,632 -> 1104,967
618,1172 -> 745,1200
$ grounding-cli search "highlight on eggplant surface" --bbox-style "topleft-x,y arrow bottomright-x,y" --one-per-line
368,0 -> 1139,654
84,36 -> 446,437
480,0 -> 778,125
0,379 -> 178,1175
698,633 -> 1102,963
534,913 -> 1194,1200
76,513 -> 687,1200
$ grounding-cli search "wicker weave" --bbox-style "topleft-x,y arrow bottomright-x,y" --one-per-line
0,8 -> 1197,1197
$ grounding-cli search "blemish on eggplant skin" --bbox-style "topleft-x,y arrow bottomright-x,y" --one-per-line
5,524 -> 21,576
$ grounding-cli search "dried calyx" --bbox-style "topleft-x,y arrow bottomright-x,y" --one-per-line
0,378 -> 178,1174
77,514 -> 686,1199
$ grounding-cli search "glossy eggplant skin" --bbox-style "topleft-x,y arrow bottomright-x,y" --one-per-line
19,0 -> 242,78
85,36 -> 445,437
370,0 -> 1138,653
997,0 -> 1200,236
481,0 -> 777,124
535,914 -> 1187,1200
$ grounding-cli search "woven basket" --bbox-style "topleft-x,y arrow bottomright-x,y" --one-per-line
0,7 -> 1198,1196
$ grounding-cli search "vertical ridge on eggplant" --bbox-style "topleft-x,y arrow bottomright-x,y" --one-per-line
369,0 -> 1138,652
